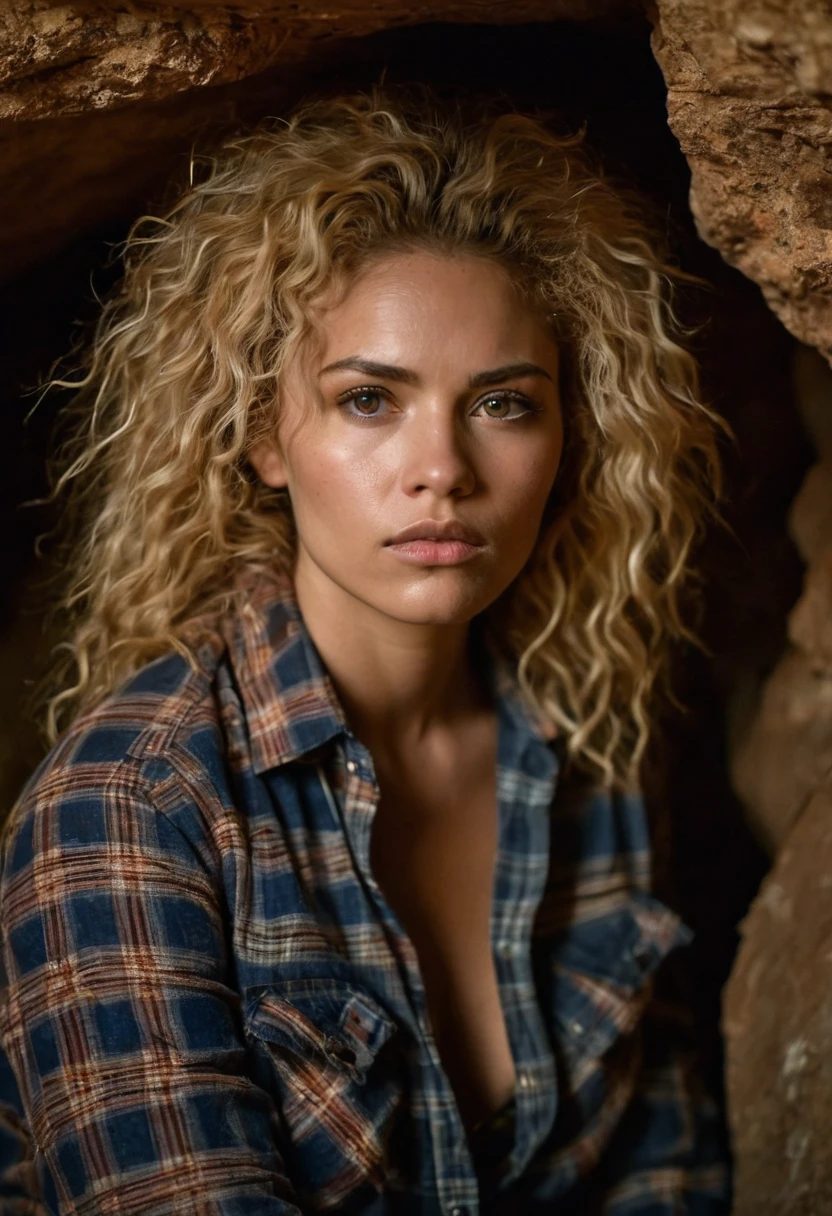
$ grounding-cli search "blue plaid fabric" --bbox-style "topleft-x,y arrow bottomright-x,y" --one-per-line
0,565 -> 730,1214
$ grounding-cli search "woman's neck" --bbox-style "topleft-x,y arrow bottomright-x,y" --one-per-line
293,556 -> 491,759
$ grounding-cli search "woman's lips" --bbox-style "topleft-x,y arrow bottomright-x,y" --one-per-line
385,539 -> 484,565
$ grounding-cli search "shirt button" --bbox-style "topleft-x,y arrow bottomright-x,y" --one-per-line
346,760 -> 358,773
518,1071 -> 534,1089
448,1208 -> 470,1216
324,1035 -> 357,1065
632,945 -> 653,970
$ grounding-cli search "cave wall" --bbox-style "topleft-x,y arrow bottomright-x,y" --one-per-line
650,4 -> 832,1208
721,348 -> 832,1215
653,0 -> 832,363
0,0 -> 638,281
3,4 -> 832,1214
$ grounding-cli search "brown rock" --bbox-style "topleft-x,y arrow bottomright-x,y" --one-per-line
4,0 -> 832,351
788,547 -> 832,668
0,4 -> 293,120
724,785 -> 832,1216
794,343 -> 832,461
0,0 -> 639,283
789,461 -> 832,565
652,0 -> 832,364
0,0 -> 636,120
730,648 -> 832,852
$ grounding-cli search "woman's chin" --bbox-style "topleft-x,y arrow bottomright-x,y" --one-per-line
369,583 -> 502,627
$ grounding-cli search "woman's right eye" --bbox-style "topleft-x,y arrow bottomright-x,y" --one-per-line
336,387 -> 390,421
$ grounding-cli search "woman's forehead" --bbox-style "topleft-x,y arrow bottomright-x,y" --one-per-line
304,252 -> 554,355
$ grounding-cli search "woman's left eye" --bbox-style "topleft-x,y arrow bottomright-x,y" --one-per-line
473,392 -> 539,421
337,388 -> 390,420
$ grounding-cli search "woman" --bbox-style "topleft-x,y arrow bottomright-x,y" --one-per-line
0,84 -> 730,1213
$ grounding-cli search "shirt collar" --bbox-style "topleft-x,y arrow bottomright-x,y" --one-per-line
225,564 -> 557,776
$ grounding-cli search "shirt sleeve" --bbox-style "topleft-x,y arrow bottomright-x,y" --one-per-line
593,952 -> 732,1215
0,759 -> 306,1215
0,1036 -> 47,1215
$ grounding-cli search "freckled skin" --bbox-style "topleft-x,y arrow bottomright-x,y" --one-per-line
251,252 -> 564,624
248,251 -> 564,747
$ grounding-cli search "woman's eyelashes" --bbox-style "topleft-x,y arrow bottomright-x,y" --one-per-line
334,385 -> 543,423
334,387 -> 388,420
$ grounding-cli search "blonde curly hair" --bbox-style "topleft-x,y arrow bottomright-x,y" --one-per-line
42,82 -> 728,789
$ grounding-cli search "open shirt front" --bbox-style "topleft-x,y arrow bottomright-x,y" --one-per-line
0,565 -> 729,1215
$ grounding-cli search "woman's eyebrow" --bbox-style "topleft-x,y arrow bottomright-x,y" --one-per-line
318,356 -> 554,387
469,361 -> 555,388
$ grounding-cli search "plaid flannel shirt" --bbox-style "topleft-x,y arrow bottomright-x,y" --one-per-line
0,566 -> 730,1214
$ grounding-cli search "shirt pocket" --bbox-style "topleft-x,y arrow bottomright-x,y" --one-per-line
243,977 -> 409,1211
549,890 -> 692,1083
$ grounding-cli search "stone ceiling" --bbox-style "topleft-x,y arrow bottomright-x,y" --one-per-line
1,0 -> 830,363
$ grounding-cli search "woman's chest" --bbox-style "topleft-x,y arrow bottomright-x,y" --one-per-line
240,761 -> 671,1209
368,777 -> 518,1131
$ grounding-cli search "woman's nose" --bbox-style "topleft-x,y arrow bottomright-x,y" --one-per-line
399,410 -> 477,498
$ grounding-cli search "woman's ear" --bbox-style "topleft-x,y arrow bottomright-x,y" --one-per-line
248,436 -> 289,489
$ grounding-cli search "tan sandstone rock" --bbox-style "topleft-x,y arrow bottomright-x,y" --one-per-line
731,648 -> 832,852
789,460 -> 832,565
0,0 -> 638,280
724,784 -> 832,1216
788,546 -> 832,669
0,0 -> 637,122
652,0 -> 832,365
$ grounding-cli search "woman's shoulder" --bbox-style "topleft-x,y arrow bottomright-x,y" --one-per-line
3,640 -> 235,862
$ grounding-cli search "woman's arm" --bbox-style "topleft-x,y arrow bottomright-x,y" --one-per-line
0,763 -> 306,1215
587,784 -> 732,1216
525,779 -> 732,1215
592,955 -> 732,1214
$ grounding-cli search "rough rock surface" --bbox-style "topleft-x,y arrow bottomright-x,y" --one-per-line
789,546 -> 832,669
731,345 -> 832,848
725,345 -> 832,1212
789,457 -> 832,566
723,784 -> 832,1216
652,0 -> 832,364
4,0 -> 832,348
0,0 -> 638,279
0,0 -> 637,120
731,647 -> 832,853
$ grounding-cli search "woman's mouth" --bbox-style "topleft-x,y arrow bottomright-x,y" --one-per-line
385,539 -> 484,565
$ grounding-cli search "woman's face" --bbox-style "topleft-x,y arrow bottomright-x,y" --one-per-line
250,250 -> 564,626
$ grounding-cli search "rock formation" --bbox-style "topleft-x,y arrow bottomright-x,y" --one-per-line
724,782 -> 832,1215
724,342 -> 832,1214
651,6 -> 832,1208
653,0 -> 832,364
0,0 -> 636,280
